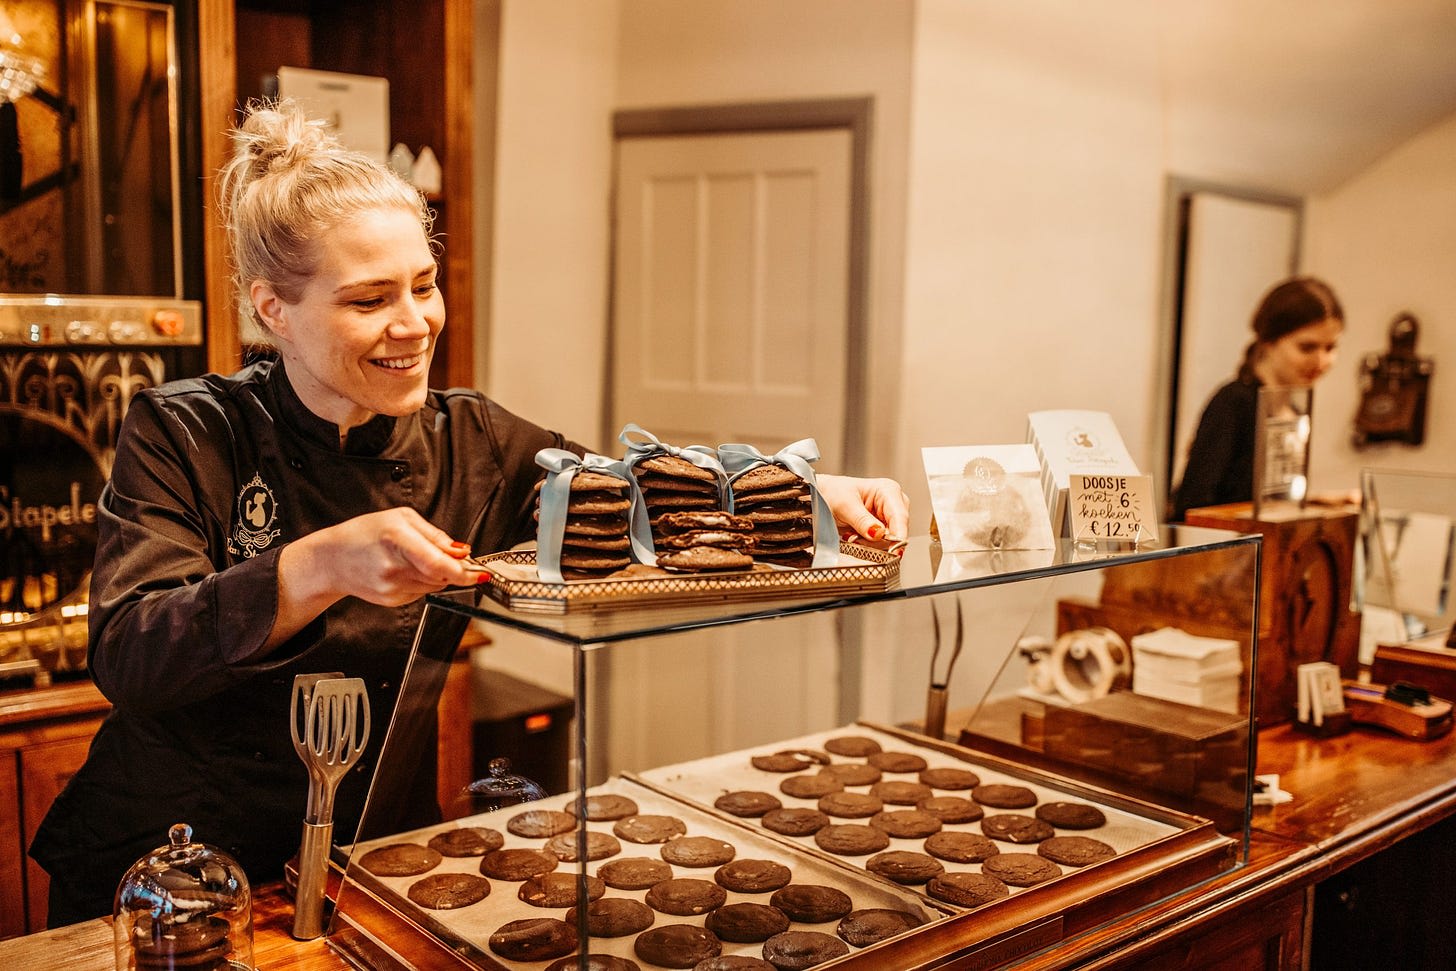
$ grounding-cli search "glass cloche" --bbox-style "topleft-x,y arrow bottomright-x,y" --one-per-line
113,822 -> 253,971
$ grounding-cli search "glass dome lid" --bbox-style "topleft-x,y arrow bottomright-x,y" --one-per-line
113,822 -> 254,971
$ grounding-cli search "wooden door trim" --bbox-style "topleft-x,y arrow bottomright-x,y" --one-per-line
611,98 -> 872,471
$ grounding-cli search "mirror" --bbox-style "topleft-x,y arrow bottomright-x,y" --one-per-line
0,0 -> 185,297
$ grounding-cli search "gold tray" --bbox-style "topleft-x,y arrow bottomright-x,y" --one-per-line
473,542 -> 900,612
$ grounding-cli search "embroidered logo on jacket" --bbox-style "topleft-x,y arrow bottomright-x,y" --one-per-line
229,472 -> 281,557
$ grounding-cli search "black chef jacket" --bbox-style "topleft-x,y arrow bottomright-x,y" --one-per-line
30,357 -> 579,922
1171,377 -> 1259,520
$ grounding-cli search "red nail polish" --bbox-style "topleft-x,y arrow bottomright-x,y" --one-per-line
475,571 -> 492,584
867,524 -> 885,540
450,541 -> 469,550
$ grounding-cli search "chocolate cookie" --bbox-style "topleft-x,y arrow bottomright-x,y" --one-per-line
780,773 -> 844,799
982,852 -> 1062,887
869,780 -> 934,805
479,847 -> 559,881
867,751 -> 929,773
130,914 -> 230,969
1035,801 -> 1107,830
770,884 -> 853,924
406,872 -> 491,910
924,831 -> 1000,864
762,930 -> 849,970
563,534 -> 631,551
926,871 -> 1010,908
734,485 -> 808,507
739,502 -> 809,524
752,752 -> 819,773
544,830 -> 622,862
715,790 -> 782,817
560,514 -> 632,537
661,835 -> 736,868
597,856 -> 673,891
916,796 -> 984,824
427,827 -> 504,858
568,793 -> 641,821
750,522 -> 813,544
645,878 -> 729,916
634,924 -> 722,968
816,791 -> 883,818
359,843 -> 442,877
488,917 -> 578,962
972,784 -> 1038,809
565,494 -> 632,516
645,493 -> 719,512
981,813 -> 1055,844
657,529 -> 756,551
1037,835 -> 1117,867
564,897 -> 656,938
755,549 -> 814,569
693,957 -> 775,971
714,858 -> 792,894
732,465 -> 801,492
707,902 -> 792,944
869,809 -> 943,839
558,548 -> 632,571
835,908 -> 927,947
823,735 -> 882,757
813,824 -> 890,856
507,808 -> 578,838
919,767 -> 980,790
658,546 -> 754,572
636,473 -> 719,494
613,814 -> 688,844
656,510 -> 753,533
546,957 -> 642,971
819,762 -> 881,786
761,808 -> 830,837
518,871 -> 607,908
638,454 -> 719,483
866,850 -> 945,885
564,470 -> 631,493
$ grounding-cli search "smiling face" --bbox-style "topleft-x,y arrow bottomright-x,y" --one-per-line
252,206 -> 444,432
1256,316 -> 1343,388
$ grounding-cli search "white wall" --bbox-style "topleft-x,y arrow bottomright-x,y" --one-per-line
1304,109 -> 1456,491
482,0 -> 620,451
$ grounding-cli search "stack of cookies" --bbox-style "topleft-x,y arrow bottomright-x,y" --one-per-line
730,464 -> 817,567
630,454 -> 724,544
534,470 -> 633,579
653,510 -> 756,573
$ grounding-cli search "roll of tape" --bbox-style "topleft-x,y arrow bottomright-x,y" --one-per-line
1049,627 -> 1131,704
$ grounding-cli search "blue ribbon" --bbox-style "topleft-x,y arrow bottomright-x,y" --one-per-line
617,423 -> 730,500
718,440 -> 839,568
535,449 -> 656,582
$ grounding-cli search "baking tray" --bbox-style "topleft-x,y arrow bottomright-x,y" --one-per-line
332,777 -> 946,970
471,542 -> 900,613
635,722 -> 1240,968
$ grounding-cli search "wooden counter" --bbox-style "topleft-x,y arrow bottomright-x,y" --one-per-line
5,720 -> 1454,970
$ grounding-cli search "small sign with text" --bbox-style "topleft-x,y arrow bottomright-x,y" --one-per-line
1067,474 -> 1159,545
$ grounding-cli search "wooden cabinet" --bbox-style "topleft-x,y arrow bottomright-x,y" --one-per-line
197,0 -> 489,387
0,683 -> 110,939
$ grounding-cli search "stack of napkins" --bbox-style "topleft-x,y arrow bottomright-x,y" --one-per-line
1131,627 -> 1242,714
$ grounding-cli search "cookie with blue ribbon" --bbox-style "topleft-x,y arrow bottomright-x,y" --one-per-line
534,449 -> 655,582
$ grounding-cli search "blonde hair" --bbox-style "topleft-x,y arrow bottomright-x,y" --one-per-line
217,99 -> 435,336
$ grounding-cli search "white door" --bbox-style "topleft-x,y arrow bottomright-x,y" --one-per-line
596,128 -> 854,781
611,128 -> 851,463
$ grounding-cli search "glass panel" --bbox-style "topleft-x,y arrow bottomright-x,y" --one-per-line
1360,468 -> 1456,642
330,531 -> 1259,968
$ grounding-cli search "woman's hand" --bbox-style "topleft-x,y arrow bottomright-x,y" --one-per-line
817,474 -> 911,544
270,508 -> 480,648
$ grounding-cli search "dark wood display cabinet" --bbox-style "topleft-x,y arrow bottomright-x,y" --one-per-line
197,0 -> 489,388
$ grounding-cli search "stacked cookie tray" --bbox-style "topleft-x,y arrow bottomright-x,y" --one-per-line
336,776 -> 949,970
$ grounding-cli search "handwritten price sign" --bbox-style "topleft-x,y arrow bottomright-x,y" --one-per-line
1067,474 -> 1159,545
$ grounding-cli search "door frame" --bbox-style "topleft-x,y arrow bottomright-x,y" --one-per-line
609,97 -> 873,472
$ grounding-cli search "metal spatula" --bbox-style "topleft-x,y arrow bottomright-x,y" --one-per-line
290,672 -> 343,822
925,597 -> 964,740
291,675 -> 371,940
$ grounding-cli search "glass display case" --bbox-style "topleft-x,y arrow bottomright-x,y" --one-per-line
326,527 -> 1259,970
